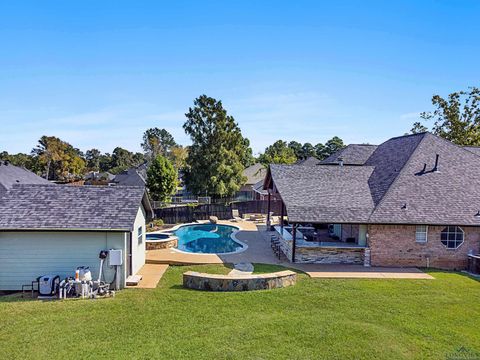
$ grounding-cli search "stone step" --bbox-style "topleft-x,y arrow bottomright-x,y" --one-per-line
126,275 -> 143,286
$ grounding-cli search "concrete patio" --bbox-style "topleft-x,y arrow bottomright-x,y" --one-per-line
145,220 -> 434,280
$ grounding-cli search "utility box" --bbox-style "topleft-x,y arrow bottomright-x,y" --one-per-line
109,249 -> 123,266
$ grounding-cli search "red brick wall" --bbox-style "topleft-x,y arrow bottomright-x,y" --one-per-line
368,224 -> 480,270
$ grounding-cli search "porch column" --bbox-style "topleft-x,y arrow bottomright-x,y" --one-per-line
280,201 -> 285,235
291,223 -> 297,263
266,191 -> 271,228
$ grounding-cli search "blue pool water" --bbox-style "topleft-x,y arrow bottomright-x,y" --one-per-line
173,224 -> 243,254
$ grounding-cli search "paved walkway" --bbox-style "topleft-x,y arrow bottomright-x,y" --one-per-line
129,264 -> 169,289
228,262 -> 254,276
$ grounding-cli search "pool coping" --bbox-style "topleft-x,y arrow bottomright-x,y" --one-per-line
147,222 -> 248,256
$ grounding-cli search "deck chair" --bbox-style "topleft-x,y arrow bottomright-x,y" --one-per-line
231,209 -> 243,222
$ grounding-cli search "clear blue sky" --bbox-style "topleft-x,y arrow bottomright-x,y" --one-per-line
1,0 -> 479,155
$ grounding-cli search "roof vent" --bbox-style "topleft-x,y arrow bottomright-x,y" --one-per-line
338,157 -> 344,167
475,211 -> 480,219
401,203 -> 407,210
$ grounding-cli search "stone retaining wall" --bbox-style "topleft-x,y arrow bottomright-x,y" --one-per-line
146,237 -> 178,250
183,270 -> 297,291
295,246 -> 365,264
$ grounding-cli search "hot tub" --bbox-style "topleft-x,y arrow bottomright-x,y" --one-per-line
146,232 -> 178,250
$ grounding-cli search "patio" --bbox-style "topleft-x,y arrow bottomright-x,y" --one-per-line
145,220 -> 433,280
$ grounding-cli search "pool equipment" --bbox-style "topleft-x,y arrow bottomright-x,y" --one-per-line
58,250 -> 116,299
37,274 -> 60,299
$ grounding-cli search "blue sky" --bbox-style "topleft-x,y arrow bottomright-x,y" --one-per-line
1,1 -> 479,155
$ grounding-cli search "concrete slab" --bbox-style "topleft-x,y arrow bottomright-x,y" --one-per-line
289,264 -> 434,279
129,264 -> 169,289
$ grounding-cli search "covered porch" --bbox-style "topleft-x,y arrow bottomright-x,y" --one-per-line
270,221 -> 369,265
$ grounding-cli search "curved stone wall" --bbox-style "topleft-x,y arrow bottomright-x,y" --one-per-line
146,237 -> 178,250
183,270 -> 297,291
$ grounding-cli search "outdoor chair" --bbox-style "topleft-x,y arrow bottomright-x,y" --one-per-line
231,209 -> 243,222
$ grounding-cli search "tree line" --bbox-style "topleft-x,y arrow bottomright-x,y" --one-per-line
1,94 -> 349,200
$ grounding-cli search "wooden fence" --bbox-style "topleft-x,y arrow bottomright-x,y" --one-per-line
154,200 -> 283,224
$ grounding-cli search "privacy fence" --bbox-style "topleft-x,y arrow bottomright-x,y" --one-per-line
153,200 -> 283,224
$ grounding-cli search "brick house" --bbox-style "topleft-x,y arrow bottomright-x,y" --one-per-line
264,132 -> 480,270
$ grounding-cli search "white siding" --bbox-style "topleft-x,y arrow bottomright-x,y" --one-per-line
0,231 -> 127,290
131,206 -> 147,275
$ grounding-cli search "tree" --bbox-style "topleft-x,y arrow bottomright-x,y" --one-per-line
314,143 -> 326,159
324,136 -> 345,158
240,138 -> 256,167
258,140 -> 297,165
300,143 -> 315,159
412,87 -> 480,145
288,141 -> 303,159
32,136 -> 65,179
146,155 -> 178,202
141,128 -> 177,160
85,148 -> 101,171
410,122 -> 428,134
169,145 -> 188,171
183,95 -> 251,197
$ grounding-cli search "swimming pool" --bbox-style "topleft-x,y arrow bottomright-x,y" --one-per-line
173,224 -> 245,254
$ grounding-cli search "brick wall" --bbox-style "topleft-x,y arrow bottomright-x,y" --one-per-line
368,224 -> 480,270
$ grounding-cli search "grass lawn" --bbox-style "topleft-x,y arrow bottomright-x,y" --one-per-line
1,264 -> 480,359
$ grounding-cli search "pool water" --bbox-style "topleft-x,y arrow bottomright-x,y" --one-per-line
174,224 -> 243,254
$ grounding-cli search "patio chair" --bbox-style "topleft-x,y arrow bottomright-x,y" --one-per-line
231,209 -> 243,222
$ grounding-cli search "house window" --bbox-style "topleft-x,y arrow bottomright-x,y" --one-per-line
138,226 -> 143,245
440,226 -> 464,249
415,225 -> 428,243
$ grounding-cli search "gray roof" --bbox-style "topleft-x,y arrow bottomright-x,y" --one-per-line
243,163 -> 267,185
0,162 -> 52,192
266,132 -> 480,226
269,164 -> 375,223
463,146 -> 480,157
113,167 -> 146,187
0,184 -> 152,231
296,157 -> 321,166
253,180 -> 268,195
321,144 -> 378,165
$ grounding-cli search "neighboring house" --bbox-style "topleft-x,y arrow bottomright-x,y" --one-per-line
0,165 -> 153,290
264,132 -> 480,270
112,165 -> 147,187
296,156 -> 321,166
85,171 -> 115,185
0,160 -> 51,194
237,163 -> 267,201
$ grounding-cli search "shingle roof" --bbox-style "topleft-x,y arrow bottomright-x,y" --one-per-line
369,133 -> 480,226
113,168 -> 146,187
0,184 -> 152,231
321,144 -> 378,165
253,180 -> 267,195
269,164 -> 375,223
463,146 -> 480,157
243,163 -> 267,185
266,132 -> 480,226
296,157 -> 321,166
0,162 -> 52,192
365,133 -> 424,205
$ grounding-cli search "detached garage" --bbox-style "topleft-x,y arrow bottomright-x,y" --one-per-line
0,181 -> 153,291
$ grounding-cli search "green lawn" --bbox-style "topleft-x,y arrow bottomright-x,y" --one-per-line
1,265 -> 480,359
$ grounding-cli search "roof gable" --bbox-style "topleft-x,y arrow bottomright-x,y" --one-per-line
269,164 -> 375,223
0,162 -> 52,192
369,133 -> 480,225
243,163 -> 266,185
365,133 -> 425,205
321,144 -> 378,165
